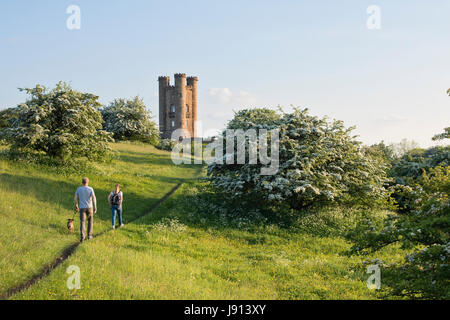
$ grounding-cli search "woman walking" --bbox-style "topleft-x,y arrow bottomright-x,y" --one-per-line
108,184 -> 123,229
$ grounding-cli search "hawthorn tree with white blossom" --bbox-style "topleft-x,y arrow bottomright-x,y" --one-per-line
0,82 -> 113,161
207,108 -> 388,211
347,123 -> 449,298
101,96 -> 159,145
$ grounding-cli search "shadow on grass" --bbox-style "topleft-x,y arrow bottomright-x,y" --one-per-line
119,153 -> 173,166
127,181 -> 368,250
118,148 -> 204,169
0,173 -> 162,225
129,185 -> 276,236
0,182 -> 183,299
131,173 -> 196,185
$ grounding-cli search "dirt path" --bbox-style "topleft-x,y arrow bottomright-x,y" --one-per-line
0,183 -> 183,300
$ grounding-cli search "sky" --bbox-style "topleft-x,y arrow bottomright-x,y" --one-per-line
1,0 -> 449,146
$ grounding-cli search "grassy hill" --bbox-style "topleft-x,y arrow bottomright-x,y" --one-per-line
1,142 -> 406,299
0,142 -> 201,298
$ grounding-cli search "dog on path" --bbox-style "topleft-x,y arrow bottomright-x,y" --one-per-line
67,219 -> 74,233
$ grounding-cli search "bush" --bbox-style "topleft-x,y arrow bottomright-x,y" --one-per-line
388,146 -> 449,211
156,138 -> 176,151
391,146 -> 449,185
179,181 -> 269,230
0,108 -> 15,146
0,107 -> 14,129
207,107 -> 389,211
101,96 -> 160,145
348,125 -> 450,298
347,166 -> 450,299
362,141 -> 396,169
0,82 -> 113,161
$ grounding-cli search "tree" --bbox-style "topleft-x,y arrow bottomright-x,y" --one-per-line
0,107 -> 16,143
432,90 -> 450,141
390,139 -> 420,158
0,82 -> 113,161
433,127 -> 450,141
347,166 -> 449,299
363,141 -> 396,168
0,108 -> 15,145
101,96 -> 160,145
207,108 -> 389,211
0,107 -> 16,129
157,139 -> 176,151
347,127 -> 449,299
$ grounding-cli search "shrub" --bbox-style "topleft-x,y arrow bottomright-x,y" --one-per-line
207,107 -> 389,211
180,181 -> 269,230
0,82 -> 113,161
390,139 -> 420,158
347,166 -> 450,299
101,96 -> 160,145
391,146 -> 449,184
348,125 -> 450,298
362,141 -> 396,168
0,107 -> 15,129
388,146 -> 449,211
157,138 -> 176,151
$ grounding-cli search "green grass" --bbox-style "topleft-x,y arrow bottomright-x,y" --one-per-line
10,180 -> 406,300
0,142 -> 201,296
1,142 -> 408,299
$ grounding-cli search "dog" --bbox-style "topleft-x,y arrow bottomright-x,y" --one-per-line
67,219 -> 74,233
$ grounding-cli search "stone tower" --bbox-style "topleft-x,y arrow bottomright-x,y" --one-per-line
158,73 -> 198,139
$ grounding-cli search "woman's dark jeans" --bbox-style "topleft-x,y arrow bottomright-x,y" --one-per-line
111,205 -> 123,226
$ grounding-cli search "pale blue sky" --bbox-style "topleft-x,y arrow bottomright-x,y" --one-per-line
1,1 -> 449,146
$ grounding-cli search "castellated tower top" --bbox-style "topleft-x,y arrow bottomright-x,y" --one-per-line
158,73 -> 198,139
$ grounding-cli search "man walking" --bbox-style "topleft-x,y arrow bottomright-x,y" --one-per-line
74,177 -> 97,242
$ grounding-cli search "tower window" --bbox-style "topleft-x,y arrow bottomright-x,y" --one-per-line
186,104 -> 189,113
171,105 -> 175,113
171,120 -> 175,128
185,120 -> 188,127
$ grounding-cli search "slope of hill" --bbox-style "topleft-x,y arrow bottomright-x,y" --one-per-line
0,142 -> 201,297
1,142 -> 406,299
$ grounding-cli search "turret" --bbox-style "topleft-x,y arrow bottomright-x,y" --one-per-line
174,73 -> 187,131
187,76 -> 198,137
158,76 -> 170,135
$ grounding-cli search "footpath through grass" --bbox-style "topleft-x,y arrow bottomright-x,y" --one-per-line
12,181 -> 406,300
0,142 -> 201,297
